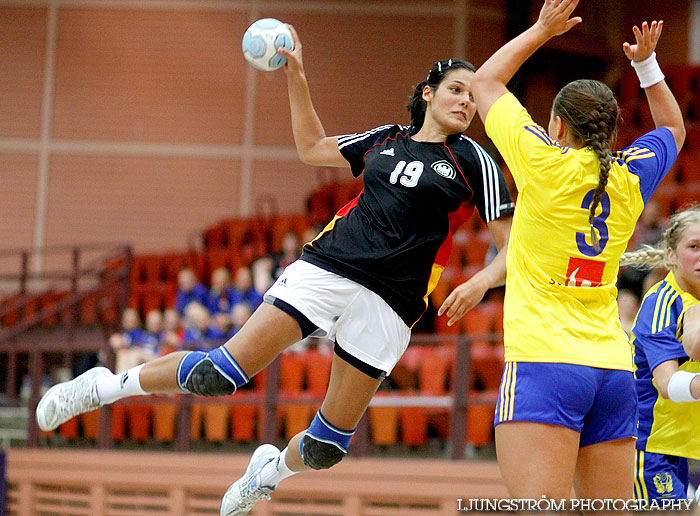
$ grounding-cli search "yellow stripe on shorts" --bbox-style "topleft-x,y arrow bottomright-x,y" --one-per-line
499,362 -> 512,422
507,362 -> 516,420
634,450 -> 649,501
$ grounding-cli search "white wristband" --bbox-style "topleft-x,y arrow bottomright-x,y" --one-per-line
631,51 -> 665,89
667,370 -> 700,403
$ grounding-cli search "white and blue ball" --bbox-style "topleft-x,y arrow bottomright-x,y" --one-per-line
242,18 -> 293,71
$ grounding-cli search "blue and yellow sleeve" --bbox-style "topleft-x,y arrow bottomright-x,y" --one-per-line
616,128 -> 677,204
633,287 -> 687,372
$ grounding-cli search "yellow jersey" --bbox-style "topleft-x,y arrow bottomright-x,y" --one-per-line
485,93 -> 677,370
632,271 -> 700,459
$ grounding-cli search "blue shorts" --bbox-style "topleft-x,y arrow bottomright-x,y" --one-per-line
495,362 -> 637,447
635,449 -> 688,501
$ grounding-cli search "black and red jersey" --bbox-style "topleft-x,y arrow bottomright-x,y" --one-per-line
300,124 -> 514,327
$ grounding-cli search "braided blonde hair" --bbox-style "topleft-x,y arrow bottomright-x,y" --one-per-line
553,80 -> 618,251
620,205 -> 700,269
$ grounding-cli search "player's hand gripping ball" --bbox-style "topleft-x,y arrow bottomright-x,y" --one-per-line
242,18 -> 294,71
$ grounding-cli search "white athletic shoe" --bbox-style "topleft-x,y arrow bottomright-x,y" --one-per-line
35,367 -> 111,431
220,444 -> 281,516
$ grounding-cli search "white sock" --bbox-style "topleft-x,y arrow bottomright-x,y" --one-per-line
259,448 -> 297,487
95,364 -> 148,404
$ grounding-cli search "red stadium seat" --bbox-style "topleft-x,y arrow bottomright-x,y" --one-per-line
471,343 -> 505,391
203,403 -> 229,442
280,352 -> 305,392
231,404 -> 258,442
204,248 -> 240,279
39,291 -> 60,327
400,345 -> 454,447
302,347 -> 332,396
463,303 -> 494,347
152,398 -> 178,442
221,219 -> 252,251
1,293 -> 21,326
58,416 -> 79,440
270,213 -> 310,252
81,408 -> 101,440
204,222 -> 226,249
400,404 -> 429,447
163,252 -> 206,284
280,353 -> 312,440
464,231 -> 492,268
190,403 -> 203,440
466,399 -> 496,447
418,347 -> 453,396
79,291 -> 99,325
369,392 -> 400,446
127,403 -> 152,441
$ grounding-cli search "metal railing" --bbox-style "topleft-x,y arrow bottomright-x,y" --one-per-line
9,332 -> 502,460
0,244 -> 132,446
0,244 -> 503,459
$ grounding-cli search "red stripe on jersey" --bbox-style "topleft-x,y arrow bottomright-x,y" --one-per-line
335,188 -> 363,218
443,142 -> 473,198
360,131 -> 410,171
434,202 -> 476,267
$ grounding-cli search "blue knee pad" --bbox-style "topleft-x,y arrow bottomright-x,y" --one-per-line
176,346 -> 249,396
299,410 -> 356,470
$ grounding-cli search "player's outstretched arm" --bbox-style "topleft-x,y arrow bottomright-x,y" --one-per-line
623,21 -> 685,153
278,25 -> 347,167
471,0 -> 581,122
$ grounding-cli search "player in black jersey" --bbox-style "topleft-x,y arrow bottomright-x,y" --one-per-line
35,25 -> 514,516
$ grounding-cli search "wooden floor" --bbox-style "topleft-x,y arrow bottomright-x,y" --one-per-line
6,448 -> 507,516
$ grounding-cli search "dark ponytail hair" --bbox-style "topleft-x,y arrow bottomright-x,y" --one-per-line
553,79 -> 619,251
406,58 -> 476,134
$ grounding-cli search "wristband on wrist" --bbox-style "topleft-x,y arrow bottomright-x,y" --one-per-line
631,51 -> 665,88
667,369 -> 700,403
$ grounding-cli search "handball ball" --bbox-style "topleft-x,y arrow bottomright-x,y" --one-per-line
242,18 -> 293,71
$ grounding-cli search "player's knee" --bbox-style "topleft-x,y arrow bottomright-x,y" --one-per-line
299,410 -> 355,470
186,358 -> 236,396
176,347 -> 249,397
300,434 -> 346,470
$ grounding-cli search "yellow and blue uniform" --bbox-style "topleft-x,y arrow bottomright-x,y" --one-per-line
632,272 -> 700,500
486,93 -> 677,442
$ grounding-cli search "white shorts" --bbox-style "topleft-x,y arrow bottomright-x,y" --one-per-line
264,260 -> 411,377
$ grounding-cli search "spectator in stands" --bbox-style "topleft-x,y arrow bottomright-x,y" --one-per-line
230,265 -> 263,310
109,308 -> 157,373
160,308 -> 184,355
273,231 -> 302,278
252,257 -> 275,297
621,206 -> 700,502
142,309 -> 163,352
174,267 -> 208,315
642,266 -> 667,296
108,308 -> 142,350
206,267 -> 236,327
471,1 -> 683,505
228,301 -> 253,338
182,302 -> 226,348
621,199 -> 667,297
36,26 -> 514,516
617,289 -> 640,337
634,199 -> 665,248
